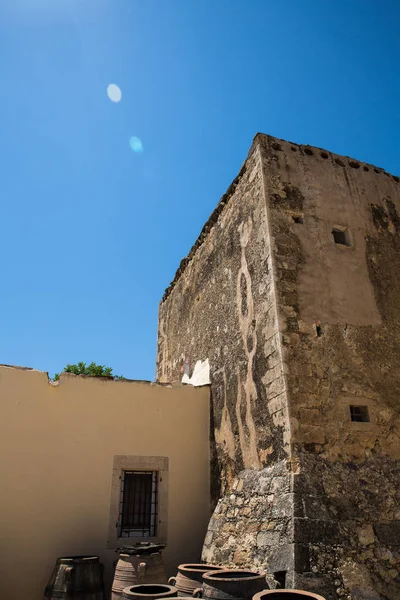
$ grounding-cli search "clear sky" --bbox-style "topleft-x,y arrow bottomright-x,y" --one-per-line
1,0 -> 399,380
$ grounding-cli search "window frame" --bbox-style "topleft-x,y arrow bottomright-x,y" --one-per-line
108,455 -> 168,548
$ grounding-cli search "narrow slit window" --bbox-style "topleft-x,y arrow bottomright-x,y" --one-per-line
350,405 -> 370,423
332,227 -> 351,246
292,215 -> 304,224
119,470 -> 158,537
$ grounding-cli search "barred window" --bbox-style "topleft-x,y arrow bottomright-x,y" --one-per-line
108,456 -> 168,548
350,405 -> 370,423
119,471 -> 158,538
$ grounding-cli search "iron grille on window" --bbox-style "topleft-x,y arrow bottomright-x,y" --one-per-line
119,471 -> 158,537
350,405 -> 370,422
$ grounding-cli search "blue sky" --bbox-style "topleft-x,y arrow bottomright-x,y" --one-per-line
1,0 -> 399,380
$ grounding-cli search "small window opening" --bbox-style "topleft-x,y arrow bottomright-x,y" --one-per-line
119,470 -> 158,537
332,228 -> 351,246
274,571 -> 286,589
315,324 -> 323,337
292,215 -> 304,224
350,406 -> 370,423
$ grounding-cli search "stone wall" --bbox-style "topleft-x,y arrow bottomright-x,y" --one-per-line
157,141 -> 291,484
202,461 -> 298,588
156,132 -> 400,599
259,134 -> 400,599
292,454 -> 400,600
156,140 -> 296,583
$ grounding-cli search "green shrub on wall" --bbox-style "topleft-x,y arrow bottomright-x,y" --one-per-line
53,362 -> 123,381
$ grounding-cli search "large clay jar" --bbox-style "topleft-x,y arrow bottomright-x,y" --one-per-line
44,555 -> 105,600
122,583 -> 177,600
168,564 -> 220,597
112,553 -> 167,600
252,591 -> 326,600
194,570 -> 267,600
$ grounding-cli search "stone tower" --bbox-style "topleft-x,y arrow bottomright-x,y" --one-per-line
156,133 -> 400,600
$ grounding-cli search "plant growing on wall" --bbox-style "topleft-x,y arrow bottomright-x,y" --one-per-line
53,362 -> 124,381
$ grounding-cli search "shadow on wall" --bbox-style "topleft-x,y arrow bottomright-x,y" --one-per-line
209,388 -> 222,511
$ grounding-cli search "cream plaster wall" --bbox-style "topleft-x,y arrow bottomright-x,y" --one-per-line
0,365 -> 210,600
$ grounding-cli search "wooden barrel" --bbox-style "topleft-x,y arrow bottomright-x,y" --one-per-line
112,553 -> 167,600
194,570 -> 267,600
169,564 -> 220,597
122,583 -> 177,600
44,555 -> 105,600
252,591 -> 326,600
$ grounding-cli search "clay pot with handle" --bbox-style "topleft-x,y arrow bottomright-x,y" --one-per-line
168,564 -> 220,597
112,553 -> 167,600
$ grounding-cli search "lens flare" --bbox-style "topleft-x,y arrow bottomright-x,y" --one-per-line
107,84 -> 122,103
129,137 -> 144,154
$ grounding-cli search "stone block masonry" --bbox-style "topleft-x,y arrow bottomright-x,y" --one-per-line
156,132 -> 400,600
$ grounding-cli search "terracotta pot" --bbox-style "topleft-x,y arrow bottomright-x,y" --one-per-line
194,570 -> 267,600
44,555 -> 105,600
112,553 -> 167,600
122,584 -> 178,600
168,564 -> 220,597
252,591 -> 327,600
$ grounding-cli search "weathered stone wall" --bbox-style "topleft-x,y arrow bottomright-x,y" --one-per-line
258,133 -> 400,458
258,134 -> 400,599
201,461 -> 300,589
157,143 -> 291,482
156,132 -> 400,599
156,142 -> 295,576
292,454 -> 400,600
